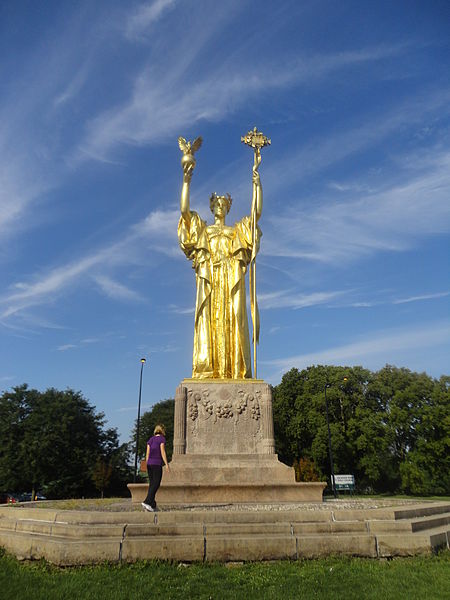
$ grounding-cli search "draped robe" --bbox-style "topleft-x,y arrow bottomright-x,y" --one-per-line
178,211 -> 261,379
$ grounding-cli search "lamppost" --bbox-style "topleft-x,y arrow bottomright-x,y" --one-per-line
324,382 -> 337,499
134,357 -> 146,482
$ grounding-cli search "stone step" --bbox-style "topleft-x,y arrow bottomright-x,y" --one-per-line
2,508 -> 449,537
392,502 -> 450,520
1,523 -> 447,564
1,503 -> 449,564
332,502 -> 450,522
411,512 -> 450,532
0,529 -> 122,565
376,529 -> 449,557
367,512 -> 450,533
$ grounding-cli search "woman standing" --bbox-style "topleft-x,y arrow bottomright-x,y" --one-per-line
142,424 -> 170,512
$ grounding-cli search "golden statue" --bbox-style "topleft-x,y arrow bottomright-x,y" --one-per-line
178,130 -> 270,380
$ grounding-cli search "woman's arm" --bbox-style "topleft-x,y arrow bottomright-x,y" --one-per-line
146,443 -> 150,462
160,443 -> 170,472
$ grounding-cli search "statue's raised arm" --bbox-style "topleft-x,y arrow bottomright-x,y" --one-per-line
179,136 -> 202,221
252,148 -> 263,223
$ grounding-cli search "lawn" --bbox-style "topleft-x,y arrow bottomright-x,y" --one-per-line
0,549 -> 449,600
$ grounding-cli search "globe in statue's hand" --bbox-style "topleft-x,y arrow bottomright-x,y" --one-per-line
178,136 -> 202,170
181,153 -> 196,170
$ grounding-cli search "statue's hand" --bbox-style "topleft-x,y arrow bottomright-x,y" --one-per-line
253,148 -> 262,171
183,161 -> 194,183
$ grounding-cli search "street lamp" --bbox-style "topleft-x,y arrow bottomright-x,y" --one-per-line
134,357 -> 146,482
324,382 -> 337,499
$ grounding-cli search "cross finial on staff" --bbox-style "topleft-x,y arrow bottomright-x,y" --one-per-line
241,127 -> 271,151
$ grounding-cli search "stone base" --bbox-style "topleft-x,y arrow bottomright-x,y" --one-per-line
128,454 -> 326,503
128,481 -> 326,504
129,378 -> 327,504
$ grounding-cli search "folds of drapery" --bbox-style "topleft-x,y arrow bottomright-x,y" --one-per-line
178,211 -> 261,379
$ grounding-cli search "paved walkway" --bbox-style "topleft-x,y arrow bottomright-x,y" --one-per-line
28,497 -> 425,513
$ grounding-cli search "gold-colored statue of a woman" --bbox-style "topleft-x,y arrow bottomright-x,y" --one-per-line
178,132 -> 268,379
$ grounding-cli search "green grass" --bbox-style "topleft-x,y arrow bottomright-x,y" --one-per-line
0,549 -> 449,600
336,494 -> 450,502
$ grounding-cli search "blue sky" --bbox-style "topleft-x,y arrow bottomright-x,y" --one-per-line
1,0 -> 449,443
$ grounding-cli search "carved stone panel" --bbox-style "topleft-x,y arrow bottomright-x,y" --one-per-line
181,380 -> 274,454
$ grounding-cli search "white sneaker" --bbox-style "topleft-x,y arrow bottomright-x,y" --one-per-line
141,502 -> 154,512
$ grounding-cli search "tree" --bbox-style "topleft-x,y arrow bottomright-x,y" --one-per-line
272,365 -> 450,496
399,374 -> 450,495
0,385 -> 131,499
91,458 -> 113,498
272,365 -> 372,483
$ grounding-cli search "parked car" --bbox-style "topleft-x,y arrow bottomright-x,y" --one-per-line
21,492 -> 47,502
0,492 -> 25,504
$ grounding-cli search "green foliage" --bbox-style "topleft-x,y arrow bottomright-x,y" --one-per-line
132,399 -> 175,461
272,365 -> 450,496
0,385 -> 132,499
91,458 -> 113,498
294,457 -> 322,482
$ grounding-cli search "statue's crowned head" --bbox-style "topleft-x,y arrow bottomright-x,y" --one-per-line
209,192 -> 232,215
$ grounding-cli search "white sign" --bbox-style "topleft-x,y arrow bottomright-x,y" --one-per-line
333,474 -> 355,485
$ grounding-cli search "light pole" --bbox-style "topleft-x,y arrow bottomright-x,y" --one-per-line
324,382 -> 337,499
134,357 -> 146,482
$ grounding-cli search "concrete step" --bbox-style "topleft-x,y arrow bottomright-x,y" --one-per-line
411,512 -> 450,532
392,502 -> 450,520
0,529 -> 122,565
367,512 -> 450,533
376,529 -> 449,557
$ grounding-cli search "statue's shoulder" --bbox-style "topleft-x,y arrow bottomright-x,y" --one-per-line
235,215 -> 252,229
183,210 -> 206,228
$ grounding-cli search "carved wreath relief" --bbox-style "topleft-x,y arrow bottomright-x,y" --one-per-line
188,388 -> 261,423
184,384 -> 268,454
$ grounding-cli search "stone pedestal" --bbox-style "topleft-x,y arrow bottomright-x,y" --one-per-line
128,379 -> 326,504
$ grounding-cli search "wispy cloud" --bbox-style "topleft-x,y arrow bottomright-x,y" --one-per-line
57,344 -> 77,352
125,0 -> 178,40
345,290 -> 450,309
168,304 -> 195,315
0,208 -> 177,321
263,148 -> 450,264
77,39 -> 410,162
264,321 -> 450,378
393,291 -> 450,305
258,290 -> 347,310
94,275 -> 143,302
57,337 -> 100,352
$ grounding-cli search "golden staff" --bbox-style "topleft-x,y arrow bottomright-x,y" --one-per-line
241,127 -> 271,379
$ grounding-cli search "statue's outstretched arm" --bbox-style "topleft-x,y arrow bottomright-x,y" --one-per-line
180,162 -> 194,225
251,149 -> 263,222
179,136 -> 202,225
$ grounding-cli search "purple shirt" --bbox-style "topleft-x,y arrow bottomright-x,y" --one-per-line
147,435 -> 166,466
